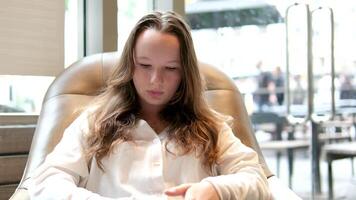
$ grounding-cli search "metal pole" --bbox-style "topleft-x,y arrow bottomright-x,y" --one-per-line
285,5 -> 321,198
309,6 -> 335,198
285,3 -> 335,198
312,7 -> 336,121
306,5 -> 324,198
306,5 -> 314,123
285,3 -> 310,125
285,3 -> 299,116
330,8 -> 336,120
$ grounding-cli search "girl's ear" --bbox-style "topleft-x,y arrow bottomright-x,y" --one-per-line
132,50 -> 136,63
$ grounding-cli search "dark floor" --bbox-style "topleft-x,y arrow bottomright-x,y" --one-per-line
262,150 -> 356,200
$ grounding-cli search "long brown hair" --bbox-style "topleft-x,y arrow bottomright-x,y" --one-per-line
85,11 -> 223,173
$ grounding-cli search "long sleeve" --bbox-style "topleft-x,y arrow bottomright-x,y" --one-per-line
203,123 -> 271,200
28,113 -> 172,200
28,113 -> 115,200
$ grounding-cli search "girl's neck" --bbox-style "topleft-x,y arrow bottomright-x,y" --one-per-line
139,108 -> 167,134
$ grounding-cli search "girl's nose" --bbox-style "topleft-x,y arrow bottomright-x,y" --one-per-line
150,69 -> 163,84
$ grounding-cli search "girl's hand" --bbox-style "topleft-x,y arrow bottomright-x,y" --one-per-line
165,182 -> 219,200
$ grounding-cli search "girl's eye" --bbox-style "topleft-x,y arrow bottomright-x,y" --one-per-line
138,63 -> 151,68
166,66 -> 177,71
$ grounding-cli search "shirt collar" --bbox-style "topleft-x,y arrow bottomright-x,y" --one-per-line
133,119 -> 168,141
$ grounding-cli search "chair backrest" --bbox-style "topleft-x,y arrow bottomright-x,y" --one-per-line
18,52 -> 272,189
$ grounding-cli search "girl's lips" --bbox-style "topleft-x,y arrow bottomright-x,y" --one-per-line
147,90 -> 164,98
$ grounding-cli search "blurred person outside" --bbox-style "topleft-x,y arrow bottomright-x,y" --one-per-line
273,66 -> 284,106
339,74 -> 356,100
255,61 -> 275,111
291,75 -> 306,105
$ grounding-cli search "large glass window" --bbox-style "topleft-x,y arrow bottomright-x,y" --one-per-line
186,0 -> 356,115
0,0 -> 80,114
0,76 -> 54,113
117,0 -> 152,54
186,0 -> 285,114
185,1 -> 356,197
65,0 -> 82,67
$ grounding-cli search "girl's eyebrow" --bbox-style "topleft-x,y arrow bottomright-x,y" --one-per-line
136,56 -> 180,65
135,56 -> 150,61
166,60 -> 180,65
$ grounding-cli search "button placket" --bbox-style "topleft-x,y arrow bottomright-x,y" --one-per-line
148,137 -> 165,192
151,138 -> 162,168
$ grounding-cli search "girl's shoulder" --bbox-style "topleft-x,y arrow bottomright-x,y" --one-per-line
67,106 -> 98,135
209,108 -> 234,128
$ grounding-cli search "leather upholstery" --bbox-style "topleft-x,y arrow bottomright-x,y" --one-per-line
10,52 -> 301,200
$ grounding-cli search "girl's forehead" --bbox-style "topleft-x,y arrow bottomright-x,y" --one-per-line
134,29 -> 180,61
136,29 -> 179,46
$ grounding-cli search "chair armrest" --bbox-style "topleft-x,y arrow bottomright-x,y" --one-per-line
268,176 -> 302,200
9,188 -> 30,200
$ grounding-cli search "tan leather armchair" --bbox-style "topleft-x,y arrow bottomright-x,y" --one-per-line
10,52 -> 301,200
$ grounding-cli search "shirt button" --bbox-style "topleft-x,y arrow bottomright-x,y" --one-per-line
153,161 -> 161,166
152,138 -> 160,144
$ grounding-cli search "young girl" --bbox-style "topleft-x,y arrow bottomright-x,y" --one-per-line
29,11 -> 271,200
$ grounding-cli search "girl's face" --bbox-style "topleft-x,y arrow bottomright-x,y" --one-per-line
133,29 -> 182,112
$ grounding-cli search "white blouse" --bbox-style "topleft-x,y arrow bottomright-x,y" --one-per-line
28,112 -> 271,200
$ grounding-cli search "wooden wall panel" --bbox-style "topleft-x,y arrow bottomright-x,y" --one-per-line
0,184 -> 17,200
0,125 -> 35,154
0,0 -> 64,76
0,155 -> 27,184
